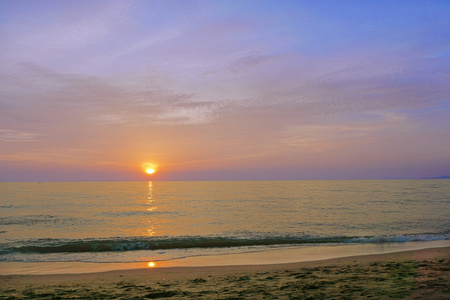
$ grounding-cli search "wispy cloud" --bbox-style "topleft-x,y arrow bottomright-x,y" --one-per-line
0,129 -> 41,142
0,147 -> 91,164
281,112 -> 412,152
203,52 -> 299,75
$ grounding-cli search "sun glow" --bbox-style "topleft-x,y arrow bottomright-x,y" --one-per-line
142,163 -> 158,175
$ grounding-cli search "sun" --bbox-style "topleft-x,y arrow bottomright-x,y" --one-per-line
142,163 -> 157,175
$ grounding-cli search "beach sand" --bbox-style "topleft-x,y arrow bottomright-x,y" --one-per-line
1,247 -> 449,299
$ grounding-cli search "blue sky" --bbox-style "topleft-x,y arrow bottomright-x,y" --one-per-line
0,0 -> 449,181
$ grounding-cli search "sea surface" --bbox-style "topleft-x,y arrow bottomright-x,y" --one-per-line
0,180 -> 449,264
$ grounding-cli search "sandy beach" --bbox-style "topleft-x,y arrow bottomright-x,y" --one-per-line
1,246 -> 448,299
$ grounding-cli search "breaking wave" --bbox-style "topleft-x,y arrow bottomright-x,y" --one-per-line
1,232 -> 448,256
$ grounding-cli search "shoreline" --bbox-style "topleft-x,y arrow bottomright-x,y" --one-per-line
1,240 -> 448,276
1,246 -> 449,299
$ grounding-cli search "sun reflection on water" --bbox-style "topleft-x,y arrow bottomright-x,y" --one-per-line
147,224 -> 156,236
146,181 -> 157,237
147,181 -> 153,201
147,261 -> 156,268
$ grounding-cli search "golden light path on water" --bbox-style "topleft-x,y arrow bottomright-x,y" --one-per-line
145,182 -> 157,266
146,181 -> 156,236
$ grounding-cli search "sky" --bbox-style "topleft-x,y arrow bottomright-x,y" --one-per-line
0,0 -> 449,182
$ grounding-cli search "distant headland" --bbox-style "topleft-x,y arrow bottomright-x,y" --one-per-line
419,175 -> 450,179
383,175 -> 450,180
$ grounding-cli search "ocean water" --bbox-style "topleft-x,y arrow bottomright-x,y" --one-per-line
0,180 -> 449,264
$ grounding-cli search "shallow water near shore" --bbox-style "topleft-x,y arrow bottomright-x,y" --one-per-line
1,237 -> 449,275
1,180 -> 449,272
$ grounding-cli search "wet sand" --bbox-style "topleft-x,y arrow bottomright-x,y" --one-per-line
1,247 -> 449,299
